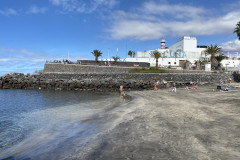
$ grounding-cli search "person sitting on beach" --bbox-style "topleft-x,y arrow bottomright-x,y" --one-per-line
191,81 -> 198,89
119,85 -> 125,98
185,86 -> 189,90
192,84 -> 198,89
224,84 -> 231,91
166,81 -> 170,88
197,79 -> 199,86
219,79 -> 223,86
190,80 -> 193,86
154,81 -> 158,90
229,78 -> 232,83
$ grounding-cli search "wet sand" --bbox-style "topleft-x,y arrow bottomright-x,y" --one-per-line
76,84 -> 240,160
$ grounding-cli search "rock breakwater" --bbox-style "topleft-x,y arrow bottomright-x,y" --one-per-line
0,73 -> 152,91
0,73 -> 233,91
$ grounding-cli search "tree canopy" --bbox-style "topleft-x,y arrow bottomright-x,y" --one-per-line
153,50 -> 161,68
215,55 -> 226,70
233,21 -> 240,40
205,45 -> 222,69
128,50 -> 135,57
91,50 -> 102,62
112,56 -> 120,62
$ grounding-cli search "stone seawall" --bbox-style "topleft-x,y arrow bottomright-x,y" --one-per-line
0,73 -> 233,91
43,63 -> 134,74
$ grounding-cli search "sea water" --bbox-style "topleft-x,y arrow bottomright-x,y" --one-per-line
0,89 -> 128,159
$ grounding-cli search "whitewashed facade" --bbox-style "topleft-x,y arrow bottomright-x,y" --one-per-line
125,36 -> 206,67
221,59 -> 240,71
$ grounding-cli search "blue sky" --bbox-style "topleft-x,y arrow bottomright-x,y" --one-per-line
0,0 -> 240,75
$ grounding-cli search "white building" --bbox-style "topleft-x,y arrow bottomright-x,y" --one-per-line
221,51 -> 240,71
125,36 -> 206,67
221,58 -> 240,71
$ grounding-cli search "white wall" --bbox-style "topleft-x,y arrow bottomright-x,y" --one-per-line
183,36 -> 197,52
168,38 -> 184,53
221,59 -> 240,68
125,57 -> 185,67
168,36 -> 200,63
197,48 -> 207,59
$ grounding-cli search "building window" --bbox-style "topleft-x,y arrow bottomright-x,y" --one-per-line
168,62 -> 171,64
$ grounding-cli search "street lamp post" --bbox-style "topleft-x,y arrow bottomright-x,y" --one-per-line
226,63 -> 229,72
108,48 -> 110,62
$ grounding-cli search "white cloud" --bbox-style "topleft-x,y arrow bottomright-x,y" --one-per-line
49,0 -> 118,13
0,8 -> 18,16
220,39 -> 240,51
27,6 -> 47,14
141,1 -> 205,20
106,1 -> 240,40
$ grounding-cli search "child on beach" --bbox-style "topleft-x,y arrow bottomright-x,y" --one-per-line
224,84 -> 231,91
192,84 -> 198,89
166,81 -> 170,88
219,79 -> 223,86
192,81 -> 198,89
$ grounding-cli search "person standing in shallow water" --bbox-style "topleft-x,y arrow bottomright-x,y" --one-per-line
119,85 -> 125,98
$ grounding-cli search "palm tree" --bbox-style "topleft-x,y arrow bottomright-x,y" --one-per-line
215,55 -> 226,70
233,21 -> 240,40
91,50 -> 102,62
194,60 -> 207,70
205,44 -> 222,70
112,56 -> 120,63
153,50 -> 161,68
128,50 -> 135,57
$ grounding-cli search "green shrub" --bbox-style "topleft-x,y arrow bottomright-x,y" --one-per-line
152,77 -> 162,81
123,77 -> 132,80
128,67 -> 168,73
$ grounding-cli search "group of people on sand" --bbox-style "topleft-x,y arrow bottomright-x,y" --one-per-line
185,80 -> 199,90
154,80 -> 177,92
154,79 -> 201,92
219,78 -> 232,91
219,78 -> 232,86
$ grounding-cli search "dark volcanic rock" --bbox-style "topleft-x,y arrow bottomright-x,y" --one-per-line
0,72 -> 234,91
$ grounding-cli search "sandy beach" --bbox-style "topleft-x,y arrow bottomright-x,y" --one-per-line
74,84 -> 240,160
1,84 -> 240,160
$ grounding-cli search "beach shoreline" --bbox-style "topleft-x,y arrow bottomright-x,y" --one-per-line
1,85 -> 240,159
